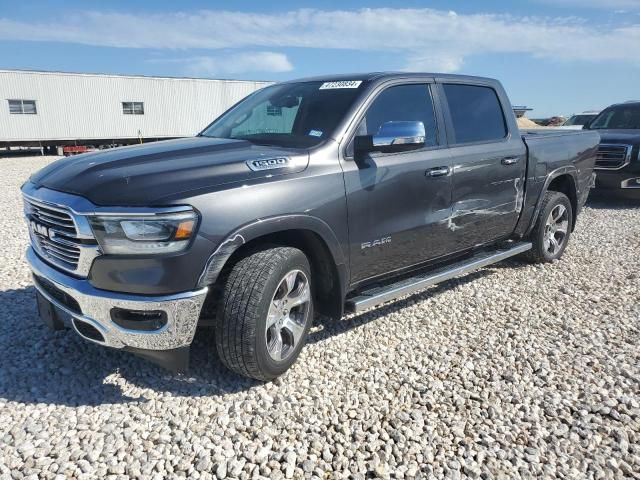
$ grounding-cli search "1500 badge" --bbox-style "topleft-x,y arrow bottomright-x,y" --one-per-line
247,157 -> 290,172
361,236 -> 391,250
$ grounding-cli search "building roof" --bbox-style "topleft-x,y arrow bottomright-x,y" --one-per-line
0,68 -> 272,84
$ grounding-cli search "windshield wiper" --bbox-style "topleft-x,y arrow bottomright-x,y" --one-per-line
231,137 -> 280,147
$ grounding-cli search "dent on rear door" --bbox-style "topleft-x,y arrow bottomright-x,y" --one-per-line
448,140 -> 527,249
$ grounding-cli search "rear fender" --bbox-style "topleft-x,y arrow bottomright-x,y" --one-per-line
523,166 -> 579,236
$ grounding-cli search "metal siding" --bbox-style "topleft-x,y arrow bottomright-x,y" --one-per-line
0,70 -> 271,142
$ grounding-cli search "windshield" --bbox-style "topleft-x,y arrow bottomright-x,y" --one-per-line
588,105 -> 640,130
200,80 -> 367,148
563,114 -> 596,126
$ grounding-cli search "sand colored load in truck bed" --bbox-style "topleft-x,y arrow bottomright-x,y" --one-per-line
517,117 -> 541,128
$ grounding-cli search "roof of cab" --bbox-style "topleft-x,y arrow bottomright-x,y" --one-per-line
280,71 -> 498,85
600,101 -> 640,111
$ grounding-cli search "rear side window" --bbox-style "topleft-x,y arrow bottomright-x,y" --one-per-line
358,84 -> 438,147
443,84 -> 507,144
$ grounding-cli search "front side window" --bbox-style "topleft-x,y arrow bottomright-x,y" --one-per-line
201,80 -> 367,148
122,102 -> 144,115
355,84 -> 438,147
443,84 -> 507,144
8,99 -> 37,114
589,105 -> 640,130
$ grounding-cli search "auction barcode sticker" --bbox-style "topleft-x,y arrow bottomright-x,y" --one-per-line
319,80 -> 362,89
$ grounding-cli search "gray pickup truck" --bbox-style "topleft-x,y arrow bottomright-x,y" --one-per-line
22,72 -> 599,381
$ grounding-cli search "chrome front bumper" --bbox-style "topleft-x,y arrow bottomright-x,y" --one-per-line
27,247 -> 208,351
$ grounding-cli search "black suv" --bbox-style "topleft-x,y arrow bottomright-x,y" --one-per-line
587,101 -> 640,198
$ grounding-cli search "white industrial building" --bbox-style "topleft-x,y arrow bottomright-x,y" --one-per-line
0,69 -> 271,149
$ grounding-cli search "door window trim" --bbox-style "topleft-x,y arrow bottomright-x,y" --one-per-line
341,79 -> 448,160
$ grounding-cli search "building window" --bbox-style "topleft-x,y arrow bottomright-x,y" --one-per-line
8,99 -> 37,114
122,102 -> 144,115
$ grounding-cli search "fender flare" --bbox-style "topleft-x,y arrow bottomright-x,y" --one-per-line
197,214 -> 347,289
524,165 -> 579,236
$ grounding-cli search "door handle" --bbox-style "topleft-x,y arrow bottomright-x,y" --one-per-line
426,166 -> 450,177
501,156 -> 519,165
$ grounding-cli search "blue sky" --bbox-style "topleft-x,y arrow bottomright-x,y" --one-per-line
1,0 -> 639,117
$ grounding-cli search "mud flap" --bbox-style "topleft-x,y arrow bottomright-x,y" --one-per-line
36,291 -> 66,331
125,345 -> 191,374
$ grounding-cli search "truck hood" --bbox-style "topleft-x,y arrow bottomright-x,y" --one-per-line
594,129 -> 640,144
29,137 -> 309,206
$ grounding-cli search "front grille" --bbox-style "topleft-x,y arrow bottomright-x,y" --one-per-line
595,144 -> 632,170
24,198 -> 82,271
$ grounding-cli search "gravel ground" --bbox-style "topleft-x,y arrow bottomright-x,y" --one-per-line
0,155 -> 638,480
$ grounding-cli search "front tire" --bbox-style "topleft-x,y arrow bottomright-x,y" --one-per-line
215,247 -> 314,381
526,191 -> 573,263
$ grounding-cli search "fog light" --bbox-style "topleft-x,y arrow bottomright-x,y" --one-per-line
110,308 -> 168,331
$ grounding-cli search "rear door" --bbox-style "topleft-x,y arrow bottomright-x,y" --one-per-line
341,81 -> 453,284
439,82 -> 527,250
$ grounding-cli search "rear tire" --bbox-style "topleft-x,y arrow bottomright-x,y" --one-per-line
526,191 -> 573,263
215,247 -> 314,381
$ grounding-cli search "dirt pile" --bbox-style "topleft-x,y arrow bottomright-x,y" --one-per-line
517,117 -> 541,128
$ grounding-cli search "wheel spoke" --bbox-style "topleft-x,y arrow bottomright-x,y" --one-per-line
555,220 -> 569,234
266,301 -> 280,329
282,317 -> 305,346
552,205 -> 566,222
549,236 -> 559,254
287,283 -> 310,307
268,330 -> 283,360
284,271 -> 298,295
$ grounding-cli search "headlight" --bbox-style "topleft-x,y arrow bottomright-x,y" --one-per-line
89,210 -> 198,255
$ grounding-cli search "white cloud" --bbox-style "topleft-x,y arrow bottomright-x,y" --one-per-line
0,8 -> 639,73
155,52 -> 293,76
536,0 -> 640,9
403,52 -> 465,73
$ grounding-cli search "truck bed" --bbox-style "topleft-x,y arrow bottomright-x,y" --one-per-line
519,127 -> 595,139
515,127 -> 599,237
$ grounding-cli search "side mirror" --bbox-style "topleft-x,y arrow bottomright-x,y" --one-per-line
354,121 -> 426,155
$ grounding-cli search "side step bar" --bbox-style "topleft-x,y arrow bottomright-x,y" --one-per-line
345,241 -> 532,313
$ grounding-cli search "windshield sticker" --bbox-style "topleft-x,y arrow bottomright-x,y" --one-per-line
308,129 -> 323,137
319,80 -> 362,90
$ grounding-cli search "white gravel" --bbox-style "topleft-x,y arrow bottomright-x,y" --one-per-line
0,155 -> 639,480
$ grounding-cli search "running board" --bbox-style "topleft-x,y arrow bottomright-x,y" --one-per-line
345,241 -> 532,313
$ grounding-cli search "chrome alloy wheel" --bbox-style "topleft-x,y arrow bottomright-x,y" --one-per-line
265,270 -> 311,362
543,204 -> 569,255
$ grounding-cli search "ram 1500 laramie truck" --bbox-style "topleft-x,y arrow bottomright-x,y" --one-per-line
22,73 -> 599,381
586,101 -> 640,199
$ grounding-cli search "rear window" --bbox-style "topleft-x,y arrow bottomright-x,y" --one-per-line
443,84 -> 507,144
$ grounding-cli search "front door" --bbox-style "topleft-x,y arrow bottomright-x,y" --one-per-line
341,82 -> 453,284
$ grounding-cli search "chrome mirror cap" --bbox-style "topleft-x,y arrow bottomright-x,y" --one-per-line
373,121 -> 426,147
